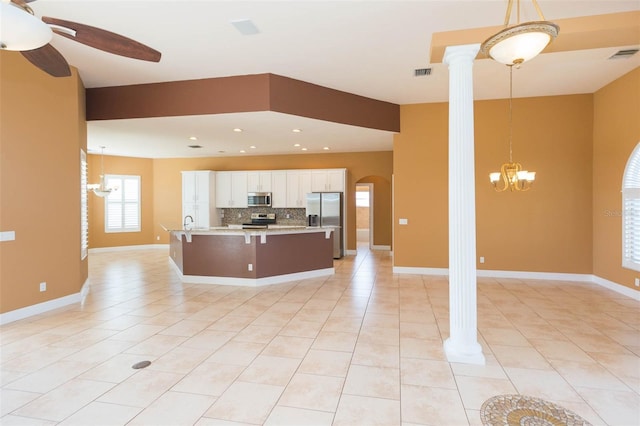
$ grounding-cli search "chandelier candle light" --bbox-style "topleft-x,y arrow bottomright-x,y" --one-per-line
489,66 -> 535,192
87,146 -> 115,197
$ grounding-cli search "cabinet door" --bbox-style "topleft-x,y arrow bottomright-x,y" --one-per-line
247,171 -> 272,192
326,169 -> 345,192
215,172 -> 232,208
311,170 -> 328,192
271,171 -> 287,208
231,172 -> 248,208
298,171 -> 312,208
182,172 -> 197,203
194,172 -> 211,204
286,171 -> 301,208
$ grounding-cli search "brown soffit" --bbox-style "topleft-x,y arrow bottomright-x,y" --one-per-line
86,73 -> 400,133
429,11 -> 640,64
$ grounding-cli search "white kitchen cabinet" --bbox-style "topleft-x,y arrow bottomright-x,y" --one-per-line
271,171 -> 287,208
287,170 -> 312,208
311,169 -> 345,192
181,171 -> 218,228
216,171 -> 248,208
247,171 -> 272,192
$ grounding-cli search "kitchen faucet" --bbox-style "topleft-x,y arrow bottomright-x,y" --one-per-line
183,215 -> 194,229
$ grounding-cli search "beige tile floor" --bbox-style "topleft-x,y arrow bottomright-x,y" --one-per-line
1,246 -> 639,425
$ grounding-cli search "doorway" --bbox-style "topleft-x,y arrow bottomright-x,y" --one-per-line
356,184 -> 373,250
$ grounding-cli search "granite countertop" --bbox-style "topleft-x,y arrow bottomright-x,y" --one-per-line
161,224 -> 331,235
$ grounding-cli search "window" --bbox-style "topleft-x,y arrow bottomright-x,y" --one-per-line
622,142 -> 640,271
105,175 -> 141,233
356,189 -> 370,207
80,150 -> 88,259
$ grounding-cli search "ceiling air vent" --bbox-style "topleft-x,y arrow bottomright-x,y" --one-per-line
608,49 -> 639,60
414,68 -> 432,77
188,145 -> 202,149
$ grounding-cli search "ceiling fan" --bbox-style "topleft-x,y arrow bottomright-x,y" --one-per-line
0,0 -> 161,77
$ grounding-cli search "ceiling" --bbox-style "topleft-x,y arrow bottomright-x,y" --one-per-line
24,0 -> 640,158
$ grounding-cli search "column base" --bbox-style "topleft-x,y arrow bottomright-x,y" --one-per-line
444,337 -> 486,365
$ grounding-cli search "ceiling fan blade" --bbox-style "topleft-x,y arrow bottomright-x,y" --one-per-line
21,44 -> 71,77
42,17 -> 161,63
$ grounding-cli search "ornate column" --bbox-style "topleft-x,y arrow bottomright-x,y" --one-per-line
442,44 -> 485,365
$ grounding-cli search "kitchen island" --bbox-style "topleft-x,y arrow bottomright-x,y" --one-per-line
165,226 -> 335,286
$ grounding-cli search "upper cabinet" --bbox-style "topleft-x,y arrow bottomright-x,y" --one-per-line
247,171 -> 272,193
271,171 -> 287,208
286,170 -> 312,208
181,171 -> 218,228
311,169 -> 345,192
216,171 -> 248,208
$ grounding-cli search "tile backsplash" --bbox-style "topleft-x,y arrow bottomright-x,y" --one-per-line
221,208 -> 307,226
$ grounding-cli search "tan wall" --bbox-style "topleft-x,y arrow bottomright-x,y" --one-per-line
87,155 -> 155,248
394,94 -> 594,273
593,67 -> 640,290
89,151 -> 393,251
0,52 -> 87,314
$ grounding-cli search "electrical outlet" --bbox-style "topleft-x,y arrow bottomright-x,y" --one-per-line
480,257 -> 485,264
399,218 -> 408,225
39,282 -> 46,292
248,263 -> 253,271
156,235 -> 160,241
635,278 -> 639,287
238,213 -> 242,218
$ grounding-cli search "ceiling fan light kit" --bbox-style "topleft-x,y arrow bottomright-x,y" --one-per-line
0,1 -> 51,50
481,0 -> 559,66
0,0 -> 161,77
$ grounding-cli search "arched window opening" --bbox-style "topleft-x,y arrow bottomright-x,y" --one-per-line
622,142 -> 640,271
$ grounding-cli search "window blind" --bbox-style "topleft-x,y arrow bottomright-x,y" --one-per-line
622,143 -> 640,271
105,175 -> 141,233
80,150 -> 88,259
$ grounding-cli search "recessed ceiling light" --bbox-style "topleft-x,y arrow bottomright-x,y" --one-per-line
218,150 -> 226,153
240,150 -> 246,153
249,145 -> 256,149
188,145 -> 202,149
301,147 -> 308,151
323,147 -> 330,150
189,136 -> 198,140
233,128 -> 243,132
294,143 -> 300,147
292,129 -> 302,133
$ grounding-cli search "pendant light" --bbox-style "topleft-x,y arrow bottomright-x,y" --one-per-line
88,146 -> 114,197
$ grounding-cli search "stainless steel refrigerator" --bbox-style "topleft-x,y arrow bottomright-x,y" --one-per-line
306,192 -> 343,259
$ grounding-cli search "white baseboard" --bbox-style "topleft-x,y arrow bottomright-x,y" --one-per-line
592,275 -> 640,301
393,266 -> 449,276
392,266 -> 640,301
371,245 -> 391,251
89,244 -> 168,253
476,269 -> 592,282
80,278 -> 90,300
0,291 -> 82,325
345,249 -> 357,255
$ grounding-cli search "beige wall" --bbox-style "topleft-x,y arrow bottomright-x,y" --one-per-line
394,93 -> 594,273
593,67 -> 640,290
0,52 -> 87,314
88,151 -> 393,251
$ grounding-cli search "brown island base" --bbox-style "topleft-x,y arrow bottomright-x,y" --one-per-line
167,227 -> 335,286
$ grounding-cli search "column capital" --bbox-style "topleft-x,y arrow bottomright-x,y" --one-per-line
443,43 -> 480,66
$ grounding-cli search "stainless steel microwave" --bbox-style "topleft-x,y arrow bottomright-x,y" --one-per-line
247,192 -> 272,207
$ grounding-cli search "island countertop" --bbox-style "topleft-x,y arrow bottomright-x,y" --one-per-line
161,224 -> 336,236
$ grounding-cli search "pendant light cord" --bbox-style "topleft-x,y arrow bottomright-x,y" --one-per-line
508,64 -> 514,163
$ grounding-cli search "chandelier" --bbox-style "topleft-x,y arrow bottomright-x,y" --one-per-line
489,65 -> 535,192
480,0 -> 559,66
87,146 -> 116,197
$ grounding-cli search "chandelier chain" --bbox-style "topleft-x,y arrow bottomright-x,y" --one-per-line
508,65 -> 513,163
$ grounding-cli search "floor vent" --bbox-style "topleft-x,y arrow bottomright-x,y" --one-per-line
608,49 -> 639,60
414,68 -> 432,77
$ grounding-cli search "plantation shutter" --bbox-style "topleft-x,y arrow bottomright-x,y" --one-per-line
622,143 -> 640,271
105,175 -> 141,233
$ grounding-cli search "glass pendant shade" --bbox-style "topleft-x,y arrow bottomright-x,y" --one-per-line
482,22 -> 558,65
0,2 -> 52,51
